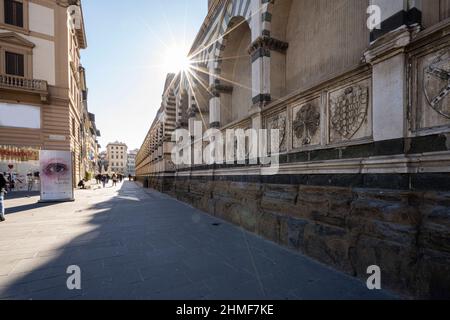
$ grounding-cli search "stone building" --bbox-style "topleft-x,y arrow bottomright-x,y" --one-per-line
136,73 -> 176,180
106,141 -> 128,174
85,111 -> 101,176
126,148 -> 139,176
136,0 -> 450,298
0,0 -> 99,186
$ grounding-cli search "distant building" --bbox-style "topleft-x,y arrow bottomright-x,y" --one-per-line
106,142 -> 128,174
126,149 -> 139,176
97,151 -> 107,174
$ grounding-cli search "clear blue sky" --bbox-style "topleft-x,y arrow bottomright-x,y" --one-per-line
82,0 -> 207,150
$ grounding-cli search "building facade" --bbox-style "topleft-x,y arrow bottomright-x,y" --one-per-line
135,73 -> 176,181
0,0 -> 99,187
106,141 -> 128,175
126,148 -> 138,176
136,0 -> 450,298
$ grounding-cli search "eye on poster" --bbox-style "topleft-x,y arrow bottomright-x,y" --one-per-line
39,150 -> 74,202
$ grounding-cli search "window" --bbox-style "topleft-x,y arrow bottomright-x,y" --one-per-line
4,0 -> 23,28
5,52 -> 24,76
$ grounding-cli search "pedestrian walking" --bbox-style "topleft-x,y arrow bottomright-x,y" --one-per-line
7,173 -> 14,192
27,173 -> 34,192
112,173 -> 118,187
0,173 -> 7,222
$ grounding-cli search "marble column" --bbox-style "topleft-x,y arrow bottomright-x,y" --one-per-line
248,34 -> 288,130
365,1 -> 422,141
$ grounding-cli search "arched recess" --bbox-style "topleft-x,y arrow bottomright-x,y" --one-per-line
217,16 -> 252,126
191,63 -> 211,126
268,0 -> 370,96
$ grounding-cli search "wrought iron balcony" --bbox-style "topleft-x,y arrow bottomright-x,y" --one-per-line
0,74 -> 49,102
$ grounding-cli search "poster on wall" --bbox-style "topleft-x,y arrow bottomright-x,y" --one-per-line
39,150 -> 74,202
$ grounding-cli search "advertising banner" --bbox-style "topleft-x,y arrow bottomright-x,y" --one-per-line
39,150 -> 74,202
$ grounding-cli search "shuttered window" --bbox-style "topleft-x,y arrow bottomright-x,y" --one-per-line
4,0 -> 24,28
5,52 -> 24,77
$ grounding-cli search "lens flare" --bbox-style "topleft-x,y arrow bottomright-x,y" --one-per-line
162,45 -> 192,73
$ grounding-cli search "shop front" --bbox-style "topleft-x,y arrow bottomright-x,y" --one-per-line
0,145 -> 40,192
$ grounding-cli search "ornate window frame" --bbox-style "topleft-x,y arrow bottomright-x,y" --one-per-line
0,31 -> 34,78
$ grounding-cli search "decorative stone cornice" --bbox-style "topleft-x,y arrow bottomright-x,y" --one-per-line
0,32 -> 35,48
188,105 -> 198,118
176,121 -> 188,129
248,36 -> 289,57
210,122 -> 221,129
252,94 -> 271,106
364,25 -> 421,65
209,82 -> 233,97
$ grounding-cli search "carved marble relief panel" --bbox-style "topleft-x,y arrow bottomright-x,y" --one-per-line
328,79 -> 372,144
414,47 -> 450,131
266,111 -> 287,152
292,98 -> 321,149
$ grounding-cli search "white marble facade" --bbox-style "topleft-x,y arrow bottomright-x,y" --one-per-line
138,0 -> 450,176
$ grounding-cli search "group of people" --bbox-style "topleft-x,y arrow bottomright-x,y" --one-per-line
78,173 -> 135,190
0,172 -> 38,192
95,173 -> 129,188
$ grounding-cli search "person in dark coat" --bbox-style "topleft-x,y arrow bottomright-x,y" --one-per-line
0,173 -> 7,222
7,173 -> 14,191
78,180 -> 86,189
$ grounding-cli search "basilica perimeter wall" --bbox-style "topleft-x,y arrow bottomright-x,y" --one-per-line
137,0 -> 450,298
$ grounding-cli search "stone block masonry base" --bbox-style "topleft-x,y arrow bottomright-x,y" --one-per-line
138,175 -> 450,299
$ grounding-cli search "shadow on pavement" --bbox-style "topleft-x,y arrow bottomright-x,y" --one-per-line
0,181 -> 398,300
5,202 -> 57,215
3,192 -> 40,200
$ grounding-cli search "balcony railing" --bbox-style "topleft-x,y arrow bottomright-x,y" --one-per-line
0,74 -> 49,102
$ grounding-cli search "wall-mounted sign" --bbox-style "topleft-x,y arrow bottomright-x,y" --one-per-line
0,145 -> 39,162
49,135 -> 66,141
40,150 -> 74,202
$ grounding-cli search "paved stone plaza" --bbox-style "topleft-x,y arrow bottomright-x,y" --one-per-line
0,182 -> 396,300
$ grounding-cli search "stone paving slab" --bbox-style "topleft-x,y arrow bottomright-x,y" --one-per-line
0,182 -> 398,300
